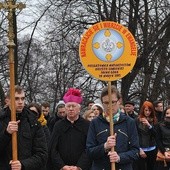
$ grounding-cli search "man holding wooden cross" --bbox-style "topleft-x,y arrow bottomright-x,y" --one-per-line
0,85 -> 48,170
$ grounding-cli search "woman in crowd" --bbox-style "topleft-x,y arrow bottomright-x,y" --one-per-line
155,105 -> 170,170
135,101 -> 157,170
28,103 -> 50,144
91,103 -> 104,117
83,109 -> 96,121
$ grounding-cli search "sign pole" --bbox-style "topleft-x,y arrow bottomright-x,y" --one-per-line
0,0 -> 25,161
108,81 -> 115,170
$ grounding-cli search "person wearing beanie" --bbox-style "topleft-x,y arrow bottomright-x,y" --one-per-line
91,103 -> 104,117
56,100 -> 66,117
48,88 -> 91,170
48,100 -> 66,133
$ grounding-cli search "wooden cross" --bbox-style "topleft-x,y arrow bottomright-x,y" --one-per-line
0,0 -> 25,161
0,0 -> 26,45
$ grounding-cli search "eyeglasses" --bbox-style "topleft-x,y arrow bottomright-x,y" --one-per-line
102,100 -> 118,106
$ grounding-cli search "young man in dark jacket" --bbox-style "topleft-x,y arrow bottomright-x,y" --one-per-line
86,85 -> 140,170
0,85 -> 48,170
48,100 -> 66,133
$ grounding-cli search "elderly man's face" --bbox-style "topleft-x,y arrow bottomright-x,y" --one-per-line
65,102 -> 80,120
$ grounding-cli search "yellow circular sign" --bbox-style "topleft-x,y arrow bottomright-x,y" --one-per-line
79,21 -> 137,81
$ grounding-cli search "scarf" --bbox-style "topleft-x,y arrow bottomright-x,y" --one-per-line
38,113 -> 47,126
103,109 -> 121,123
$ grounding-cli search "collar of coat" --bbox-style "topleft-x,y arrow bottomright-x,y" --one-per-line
102,109 -> 121,123
98,112 -> 128,125
53,116 -> 90,133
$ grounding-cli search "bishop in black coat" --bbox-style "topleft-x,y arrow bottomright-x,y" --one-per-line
48,116 -> 91,170
48,88 -> 91,170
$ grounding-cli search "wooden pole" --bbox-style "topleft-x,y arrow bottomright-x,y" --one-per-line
8,0 -> 17,161
0,0 -> 25,161
9,42 -> 18,161
108,81 -> 115,170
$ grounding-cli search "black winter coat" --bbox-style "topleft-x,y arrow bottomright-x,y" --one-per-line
0,107 -> 48,170
48,116 -> 91,170
48,115 -> 62,133
156,120 -> 170,153
135,118 -> 157,148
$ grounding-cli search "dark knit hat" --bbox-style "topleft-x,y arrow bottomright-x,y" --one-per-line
124,101 -> 135,106
63,88 -> 83,104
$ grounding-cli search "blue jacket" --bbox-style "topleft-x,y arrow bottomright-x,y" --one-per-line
86,113 -> 139,170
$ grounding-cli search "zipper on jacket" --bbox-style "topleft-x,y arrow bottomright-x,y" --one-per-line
97,129 -> 108,136
118,129 -> 128,138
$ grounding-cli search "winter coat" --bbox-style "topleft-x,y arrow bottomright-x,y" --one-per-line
0,107 -> 48,170
48,116 -> 91,170
48,115 -> 62,133
86,113 -> 140,170
135,118 -> 157,148
156,120 -> 170,153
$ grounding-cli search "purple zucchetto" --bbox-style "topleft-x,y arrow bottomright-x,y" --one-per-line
63,88 -> 83,104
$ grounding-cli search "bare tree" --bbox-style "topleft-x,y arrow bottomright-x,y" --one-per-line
0,0 -> 169,109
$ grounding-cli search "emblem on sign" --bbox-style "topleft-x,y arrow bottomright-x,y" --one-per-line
79,21 -> 137,81
93,29 -> 124,62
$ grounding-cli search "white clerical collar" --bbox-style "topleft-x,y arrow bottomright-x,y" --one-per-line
67,116 -> 79,123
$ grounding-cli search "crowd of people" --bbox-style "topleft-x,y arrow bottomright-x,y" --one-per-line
0,85 -> 170,170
